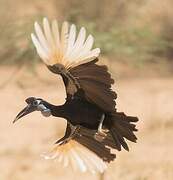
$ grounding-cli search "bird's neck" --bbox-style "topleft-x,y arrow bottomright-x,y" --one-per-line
44,102 -> 65,118
52,105 -> 66,117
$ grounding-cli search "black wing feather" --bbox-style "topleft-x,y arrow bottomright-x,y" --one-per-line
69,59 -> 117,112
56,124 -> 116,162
47,58 -> 117,112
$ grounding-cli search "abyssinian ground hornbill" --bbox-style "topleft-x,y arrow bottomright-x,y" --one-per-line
14,18 -> 138,173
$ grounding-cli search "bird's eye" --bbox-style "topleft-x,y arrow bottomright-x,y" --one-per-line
33,100 -> 39,106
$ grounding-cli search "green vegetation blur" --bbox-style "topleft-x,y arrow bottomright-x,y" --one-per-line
0,0 -> 173,68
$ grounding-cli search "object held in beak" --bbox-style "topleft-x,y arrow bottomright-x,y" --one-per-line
13,104 -> 36,123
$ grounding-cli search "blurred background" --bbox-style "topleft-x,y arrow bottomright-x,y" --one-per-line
0,0 -> 173,179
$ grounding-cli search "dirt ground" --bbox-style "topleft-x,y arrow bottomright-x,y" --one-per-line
0,66 -> 173,180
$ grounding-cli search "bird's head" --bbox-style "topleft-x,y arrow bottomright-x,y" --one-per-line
13,97 -> 51,123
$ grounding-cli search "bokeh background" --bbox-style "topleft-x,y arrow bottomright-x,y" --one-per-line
0,0 -> 173,179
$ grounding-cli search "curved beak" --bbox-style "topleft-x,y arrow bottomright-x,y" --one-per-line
13,104 -> 36,123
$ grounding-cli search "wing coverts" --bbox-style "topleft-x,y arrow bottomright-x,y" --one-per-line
70,59 -> 117,112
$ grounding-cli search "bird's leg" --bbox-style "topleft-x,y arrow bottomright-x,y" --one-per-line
56,125 -> 81,145
98,113 -> 108,136
94,114 -> 109,142
69,125 -> 81,138
55,132 -> 71,145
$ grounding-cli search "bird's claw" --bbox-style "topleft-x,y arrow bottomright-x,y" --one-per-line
56,138 -> 71,146
94,128 -> 108,142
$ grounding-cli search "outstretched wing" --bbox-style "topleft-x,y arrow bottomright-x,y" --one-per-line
42,113 -> 138,173
31,18 -> 116,112
31,18 -> 100,69
42,124 -> 116,173
69,58 -> 117,112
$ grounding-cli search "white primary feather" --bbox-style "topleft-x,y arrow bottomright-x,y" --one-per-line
42,140 -> 107,173
75,145 -> 98,173
63,154 -> 69,167
52,20 -> 60,50
31,33 -> 49,63
57,152 -> 63,163
66,24 -> 76,56
83,48 -> 100,60
67,27 -> 86,61
76,143 -> 107,173
43,18 -> 54,50
60,21 -> 69,56
73,35 -> 94,61
70,148 -> 87,172
34,22 -> 49,54
31,17 -> 100,68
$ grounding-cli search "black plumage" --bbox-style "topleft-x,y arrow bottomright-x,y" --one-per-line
15,59 -> 138,163
14,19 -> 139,172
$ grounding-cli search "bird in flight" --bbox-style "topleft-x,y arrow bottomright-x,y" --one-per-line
14,18 -> 138,173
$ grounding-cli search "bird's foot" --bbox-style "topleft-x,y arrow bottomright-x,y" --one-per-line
55,137 -> 70,145
59,138 -> 71,145
94,128 -> 108,142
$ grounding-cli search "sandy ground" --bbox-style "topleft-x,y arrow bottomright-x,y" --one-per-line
0,66 -> 173,180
